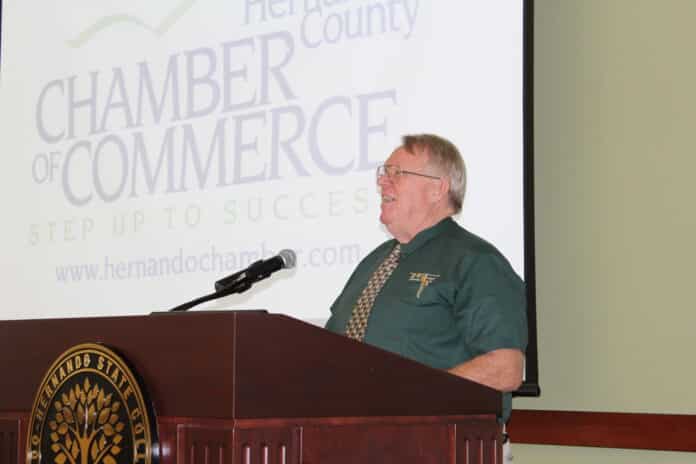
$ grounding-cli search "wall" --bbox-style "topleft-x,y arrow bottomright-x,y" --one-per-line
514,1 -> 696,462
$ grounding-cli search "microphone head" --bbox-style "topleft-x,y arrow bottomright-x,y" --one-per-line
278,249 -> 296,269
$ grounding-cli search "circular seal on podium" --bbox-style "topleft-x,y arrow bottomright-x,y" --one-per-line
26,343 -> 158,464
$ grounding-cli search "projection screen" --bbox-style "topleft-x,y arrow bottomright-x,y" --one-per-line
0,0 -> 537,392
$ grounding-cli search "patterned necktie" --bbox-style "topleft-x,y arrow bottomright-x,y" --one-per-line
345,243 -> 401,341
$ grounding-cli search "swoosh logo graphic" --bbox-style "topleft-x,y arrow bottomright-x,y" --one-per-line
67,0 -> 198,48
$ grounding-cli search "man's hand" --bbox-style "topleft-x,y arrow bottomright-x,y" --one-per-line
447,349 -> 525,392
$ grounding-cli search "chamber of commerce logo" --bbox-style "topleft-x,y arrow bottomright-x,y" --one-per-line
68,0 -> 197,48
26,344 -> 158,464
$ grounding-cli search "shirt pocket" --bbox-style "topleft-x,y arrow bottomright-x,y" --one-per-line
398,279 -> 457,338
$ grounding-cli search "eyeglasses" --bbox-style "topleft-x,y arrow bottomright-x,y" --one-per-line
376,164 -> 441,181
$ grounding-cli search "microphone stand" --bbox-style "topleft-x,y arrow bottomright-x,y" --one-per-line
168,278 -> 253,312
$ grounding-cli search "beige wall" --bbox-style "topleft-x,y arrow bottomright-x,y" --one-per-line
513,1 -> 696,462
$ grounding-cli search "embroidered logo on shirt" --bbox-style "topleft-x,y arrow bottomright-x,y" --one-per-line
409,272 -> 440,298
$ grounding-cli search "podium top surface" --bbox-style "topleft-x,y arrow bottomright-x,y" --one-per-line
0,311 -> 500,420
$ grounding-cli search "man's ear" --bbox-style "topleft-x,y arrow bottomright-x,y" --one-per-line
431,176 -> 450,202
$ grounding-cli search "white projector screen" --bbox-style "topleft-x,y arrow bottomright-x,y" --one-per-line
0,1 -> 527,324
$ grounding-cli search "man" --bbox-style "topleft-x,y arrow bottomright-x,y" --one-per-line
325,134 -> 527,425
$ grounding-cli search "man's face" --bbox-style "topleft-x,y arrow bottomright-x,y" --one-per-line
378,147 -> 442,242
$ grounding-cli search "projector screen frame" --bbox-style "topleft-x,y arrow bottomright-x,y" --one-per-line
514,0 -> 540,398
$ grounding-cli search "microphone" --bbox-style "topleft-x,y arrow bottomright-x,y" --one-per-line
214,249 -> 296,292
168,249 -> 296,312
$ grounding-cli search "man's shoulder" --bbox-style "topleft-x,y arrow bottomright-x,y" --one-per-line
435,220 -> 522,282
438,219 -> 503,257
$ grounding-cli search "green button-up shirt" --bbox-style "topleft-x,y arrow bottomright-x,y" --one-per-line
326,217 -> 527,422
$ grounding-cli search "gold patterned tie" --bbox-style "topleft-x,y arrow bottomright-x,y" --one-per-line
345,243 -> 401,341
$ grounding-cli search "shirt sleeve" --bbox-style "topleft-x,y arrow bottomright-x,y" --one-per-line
453,251 -> 528,356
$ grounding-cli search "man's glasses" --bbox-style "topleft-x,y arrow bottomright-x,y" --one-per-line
376,164 -> 441,181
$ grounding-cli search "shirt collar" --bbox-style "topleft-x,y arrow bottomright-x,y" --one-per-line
399,217 -> 454,257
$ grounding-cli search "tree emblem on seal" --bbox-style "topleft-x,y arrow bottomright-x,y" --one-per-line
47,378 -> 126,464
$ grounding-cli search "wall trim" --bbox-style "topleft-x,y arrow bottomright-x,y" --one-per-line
508,409 -> 696,452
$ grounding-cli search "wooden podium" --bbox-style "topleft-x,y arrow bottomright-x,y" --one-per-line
0,311 -> 502,464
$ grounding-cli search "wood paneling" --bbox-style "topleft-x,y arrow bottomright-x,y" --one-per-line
508,409 -> 696,452
177,425 -> 235,464
0,419 -> 18,464
454,420 -> 501,464
301,423 -> 451,464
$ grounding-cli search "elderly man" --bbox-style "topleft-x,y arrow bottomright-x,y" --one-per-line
325,134 -> 527,425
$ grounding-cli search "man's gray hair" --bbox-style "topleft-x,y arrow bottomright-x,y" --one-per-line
401,134 -> 466,214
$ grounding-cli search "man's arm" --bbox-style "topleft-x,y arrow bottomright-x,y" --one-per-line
447,348 -> 524,392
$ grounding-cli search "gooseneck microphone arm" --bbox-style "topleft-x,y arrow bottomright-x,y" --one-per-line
168,249 -> 296,312
168,278 -> 253,312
